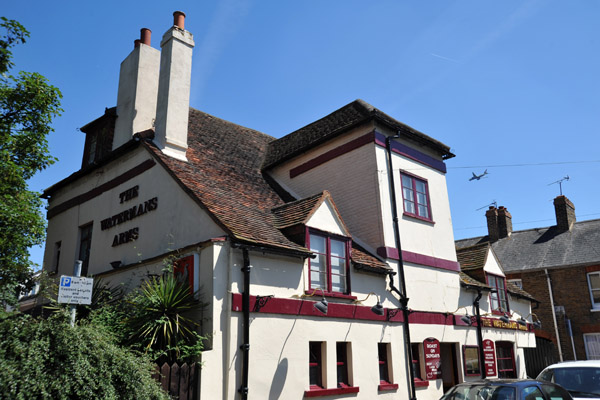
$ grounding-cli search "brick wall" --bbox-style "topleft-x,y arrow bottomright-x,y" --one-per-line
508,265 -> 600,361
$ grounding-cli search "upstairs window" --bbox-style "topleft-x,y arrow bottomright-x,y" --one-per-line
308,231 -> 350,294
400,172 -> 432,221
587,272 -> 600,309
487,273 -> 509,313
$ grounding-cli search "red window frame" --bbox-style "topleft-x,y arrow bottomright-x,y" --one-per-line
400,171 -> 433,222
495,341 -> 516,379
486,273 -> 509,314
336,342 -> 350,388
309,342 -> 324,390
174,255 -> 194,292
307,229 -> 351,295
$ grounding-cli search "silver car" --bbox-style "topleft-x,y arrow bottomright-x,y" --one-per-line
537,360 -> 600,399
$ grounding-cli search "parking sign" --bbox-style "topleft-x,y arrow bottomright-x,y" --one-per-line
58,275 -> 93,305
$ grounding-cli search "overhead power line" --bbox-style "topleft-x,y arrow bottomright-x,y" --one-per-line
449,160 -> 600,169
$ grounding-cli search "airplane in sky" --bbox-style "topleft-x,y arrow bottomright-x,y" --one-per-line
469,169 -> 488,181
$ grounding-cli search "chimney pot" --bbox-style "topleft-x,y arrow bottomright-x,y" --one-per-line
173,11 -> 186,29
134,39 -> 141,48
140,28 -> 152,46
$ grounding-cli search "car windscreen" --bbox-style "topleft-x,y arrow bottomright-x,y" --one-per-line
442,384 -> 516,400
539,367 -> 600,398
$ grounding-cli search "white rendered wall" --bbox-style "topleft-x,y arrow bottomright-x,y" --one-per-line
42,146 -> 225,277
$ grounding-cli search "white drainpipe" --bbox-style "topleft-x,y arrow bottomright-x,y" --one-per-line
545,268 -> 563,362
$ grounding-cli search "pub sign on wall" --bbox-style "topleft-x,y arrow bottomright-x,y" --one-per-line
423,337 -> 442,380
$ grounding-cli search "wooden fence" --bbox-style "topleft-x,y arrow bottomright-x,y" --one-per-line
153,362 -> 199,400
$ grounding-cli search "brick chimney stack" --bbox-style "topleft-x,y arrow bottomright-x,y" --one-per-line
554,195 -> 576,232
153,11 -> 195,161
497,206 -> 513,238
113,28 -> 160,150
486,205 -> 512,242
486,206 -> 499,242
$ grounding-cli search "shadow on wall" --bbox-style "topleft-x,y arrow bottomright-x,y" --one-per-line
268,358 -> 288,400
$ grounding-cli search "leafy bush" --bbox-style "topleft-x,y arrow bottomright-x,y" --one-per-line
125,273 -> 204,364
0,311 -> 169,400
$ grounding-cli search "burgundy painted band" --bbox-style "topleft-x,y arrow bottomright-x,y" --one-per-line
374,132 -> 447,173
377,246 -> 461,272
287,130 -> 447,179
47,159 -> 156,218
304,386 -> 360,397
290,132 -> 375,178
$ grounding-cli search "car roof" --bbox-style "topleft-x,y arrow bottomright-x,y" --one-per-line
456,379 -> 549,387
543,360 -> 600,369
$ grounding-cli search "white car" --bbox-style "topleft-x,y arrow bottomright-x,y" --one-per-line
537,360 -> 600,399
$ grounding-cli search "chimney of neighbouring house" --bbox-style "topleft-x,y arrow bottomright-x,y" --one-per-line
153,11 -> 195,161
554,195 -> 576,232
113,28 -> 161,150
497,206 -> 513,238
486,206 -> 499,242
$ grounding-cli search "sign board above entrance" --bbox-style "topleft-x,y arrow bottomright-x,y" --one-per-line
58,276 -> 93,305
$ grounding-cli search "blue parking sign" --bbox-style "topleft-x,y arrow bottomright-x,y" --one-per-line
60,277 -> 72,287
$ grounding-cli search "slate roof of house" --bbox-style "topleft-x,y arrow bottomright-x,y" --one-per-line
456,243 -> 537,302
145,107 -> 389,272
262,99 -> 455,169
456,218 -> 600,273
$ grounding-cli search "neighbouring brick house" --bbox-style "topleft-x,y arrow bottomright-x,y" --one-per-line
457,195 -> 600,373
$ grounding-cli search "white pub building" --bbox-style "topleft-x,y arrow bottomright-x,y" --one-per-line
40,11 -> 537,400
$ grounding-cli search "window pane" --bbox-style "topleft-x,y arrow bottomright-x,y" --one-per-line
331,273 -> 346,293
310,235 -> 326,254
593,290 -> 600,305
309,342 -> 322,388
336,342 -> 349,386
330,239 -> 346,258
591,274 -> 600,289
331,256 -> 346,275
418,205 -> 429,218
404,199 -> 416,214
401,175 -> 412,188
585,334 -> 600,360
415,179 -> 426,193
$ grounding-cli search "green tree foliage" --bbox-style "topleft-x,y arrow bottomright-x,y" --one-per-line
125,273 -> 204,364
0,311 -> 169,400
0,18 -> 62,306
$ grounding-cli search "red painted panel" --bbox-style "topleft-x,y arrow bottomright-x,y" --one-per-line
483,339 -> 497,377
423,338 -> 442,380
378,383 -> 399,391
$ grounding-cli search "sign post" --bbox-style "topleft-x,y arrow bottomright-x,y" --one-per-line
58,260 -> 93,327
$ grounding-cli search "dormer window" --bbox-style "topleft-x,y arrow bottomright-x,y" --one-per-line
400,172 -> 432,222
487,273 -> 509,313
308,230 -> 350,294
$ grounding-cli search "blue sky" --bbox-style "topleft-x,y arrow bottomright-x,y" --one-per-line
4,1 -> 600,268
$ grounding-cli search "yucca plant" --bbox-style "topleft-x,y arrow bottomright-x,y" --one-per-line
125,273 -> 203,363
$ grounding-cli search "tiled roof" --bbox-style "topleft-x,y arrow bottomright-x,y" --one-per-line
456,243 -> 490,271
456,243 -> 537,302
459,272 -> 491,291
263,99 -> 454,169
146,108 -> 309,254
271,192 -> 325,229
145,107 -> 388,272
456,218 -> 600,273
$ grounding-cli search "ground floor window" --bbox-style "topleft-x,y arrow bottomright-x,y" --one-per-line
336,342 -> 351,388
463,346 -> 480,376
496,341 -> 516,378
584,334 -> 600,360
411,343 -> 422,380
309,342 -> 324,389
